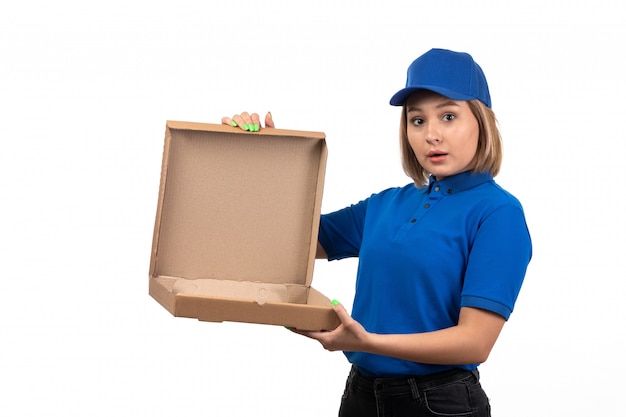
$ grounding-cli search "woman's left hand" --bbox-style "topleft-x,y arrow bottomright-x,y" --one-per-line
221,111 -> 274,132
290,301 -> 371,353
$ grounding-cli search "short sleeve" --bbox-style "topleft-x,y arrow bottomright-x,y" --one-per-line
318,199 -> 369,260
461,203 -> 532,320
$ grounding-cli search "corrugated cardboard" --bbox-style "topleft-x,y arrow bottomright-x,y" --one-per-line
149,121 -> 340,331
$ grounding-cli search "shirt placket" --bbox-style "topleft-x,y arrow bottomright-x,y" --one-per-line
392,183 -> 446,242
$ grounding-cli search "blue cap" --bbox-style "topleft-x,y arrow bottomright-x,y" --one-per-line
389,48 -> 491,108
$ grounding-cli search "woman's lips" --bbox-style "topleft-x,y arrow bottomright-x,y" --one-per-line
427,151 -> 448,163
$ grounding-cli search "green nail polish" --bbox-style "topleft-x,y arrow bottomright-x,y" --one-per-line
331,299 -> 340,306
254,123 -> 259,131
230,120 -> 238,127
242,124 -> 249,131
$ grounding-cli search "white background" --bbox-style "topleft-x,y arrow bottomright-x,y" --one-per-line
1,1 -> 624,415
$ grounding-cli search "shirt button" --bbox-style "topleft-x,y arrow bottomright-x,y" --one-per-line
424,203 -> 430,208
411,218 -> 416,223
434,186 -> 440,192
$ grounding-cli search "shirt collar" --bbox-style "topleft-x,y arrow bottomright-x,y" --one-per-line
424,171 -> 493,194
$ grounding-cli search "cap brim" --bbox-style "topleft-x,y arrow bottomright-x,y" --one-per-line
389,86 -> 477,106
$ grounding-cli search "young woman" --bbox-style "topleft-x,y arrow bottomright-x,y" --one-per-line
223,48 -> 532,417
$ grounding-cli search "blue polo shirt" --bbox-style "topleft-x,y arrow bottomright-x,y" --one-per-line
318,171 -> 532,377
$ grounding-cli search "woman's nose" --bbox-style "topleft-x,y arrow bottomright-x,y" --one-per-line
425,123 -> 441,144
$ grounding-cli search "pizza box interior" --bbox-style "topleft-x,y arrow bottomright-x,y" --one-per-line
149,121 -> 340,331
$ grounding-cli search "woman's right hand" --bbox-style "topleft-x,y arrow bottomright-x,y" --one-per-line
221,112 -> 274,132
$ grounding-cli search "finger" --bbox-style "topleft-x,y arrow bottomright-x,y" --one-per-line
231,114 -> 248,131
290,328 -> 317,338
240,112 -> 253,131
265,112 -> 275,128
292,329 -> 333,348
333,302 -> 352,325
221,116 -> 238,127
250,113 -> 261,132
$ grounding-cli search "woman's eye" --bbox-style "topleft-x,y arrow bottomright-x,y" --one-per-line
443,114 -> 455,121
411,117 -> 424,126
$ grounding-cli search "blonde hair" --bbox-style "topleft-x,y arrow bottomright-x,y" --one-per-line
399,99 -> 503,187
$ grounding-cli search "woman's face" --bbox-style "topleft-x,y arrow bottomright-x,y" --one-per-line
406,91 -> 479,181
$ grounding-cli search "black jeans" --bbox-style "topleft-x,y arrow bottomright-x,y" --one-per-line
338,366 -> 491,417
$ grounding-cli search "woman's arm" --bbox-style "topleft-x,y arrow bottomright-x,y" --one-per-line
292,304 -> 506,365
222,112 -> 328,260
221,113 -> 329,260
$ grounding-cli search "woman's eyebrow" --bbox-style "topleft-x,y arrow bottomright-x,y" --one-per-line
407,101 -> 460,113
436,100 -> 460,108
